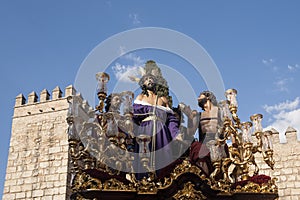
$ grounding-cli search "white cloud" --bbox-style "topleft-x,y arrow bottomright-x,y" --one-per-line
129,13 -> 141,25
262,58 -> 298,93
274,78 -> 289,92
287,64 -> 300,71
263,97 -> 300,113
124,53 -> 144,65
262,58 -> 274,66
111,51 -> 145,82
263,97 -> 300,141
112,63 -> 143,83
117,47 -> 144,64
262,59 -> 299,73
262,58 -> 279,72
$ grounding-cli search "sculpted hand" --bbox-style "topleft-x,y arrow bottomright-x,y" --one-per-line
179,102 -> 197,119
128,76 -> 140,82
175,133 -> 184,142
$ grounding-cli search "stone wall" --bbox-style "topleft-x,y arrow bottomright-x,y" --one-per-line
2,85 -> 85,200
256,131 -> 300,200
3,84 -> 299,199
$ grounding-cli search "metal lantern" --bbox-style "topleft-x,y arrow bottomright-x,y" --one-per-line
225,89 -> 238,108
250,114 -> 263,133
241,122 -> 253,143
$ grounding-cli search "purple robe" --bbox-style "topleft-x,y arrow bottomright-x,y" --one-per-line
133,101 -> 180,173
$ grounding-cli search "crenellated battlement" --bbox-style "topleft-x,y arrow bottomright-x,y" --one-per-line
266,127 -> 300,144
3,84 -> 94,200
13,85 -> 92,118
15,85 -> 76,107
255,126 -> 300,199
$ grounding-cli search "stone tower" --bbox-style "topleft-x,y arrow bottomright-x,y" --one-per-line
255,128 -> 300,199
2,85 -> 89,200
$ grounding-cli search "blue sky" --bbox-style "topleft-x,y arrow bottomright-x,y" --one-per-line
1,1 -> 300,197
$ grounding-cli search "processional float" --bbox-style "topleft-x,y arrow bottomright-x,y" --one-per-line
67,69 -> 278,199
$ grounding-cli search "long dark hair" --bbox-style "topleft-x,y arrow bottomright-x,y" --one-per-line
144,60 -> 169,98
199,91 -> 218,106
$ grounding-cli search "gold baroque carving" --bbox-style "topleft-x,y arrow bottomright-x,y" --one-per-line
233,178 -> 278,194
103,178 -> 134,191
72,172 -> 102,191
160,158 -> 205,189
137,176 -> 157,194
173,182 -> 207,200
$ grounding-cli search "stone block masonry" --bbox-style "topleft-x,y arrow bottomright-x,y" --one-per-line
255,131 -> 300,200
2,85 -> 91,200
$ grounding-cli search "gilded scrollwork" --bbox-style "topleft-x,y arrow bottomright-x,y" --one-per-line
159,159 -> 204,189
233,179 -> 278,194
67,72 -> 278,199
137,176 -> 157,194
103,178 -> 133,191
173,182 -> 207,200
72,172 -> 102,191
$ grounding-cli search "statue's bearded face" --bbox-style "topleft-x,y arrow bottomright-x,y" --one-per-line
111,95 -> 122,110
143,76 -> 156,91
